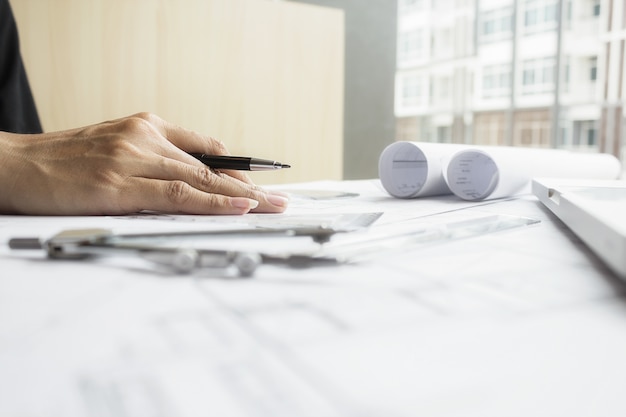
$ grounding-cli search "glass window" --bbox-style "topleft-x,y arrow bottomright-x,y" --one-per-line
590,57 -> 597,81
544,3 -> 557,21
521,57 -> 555,94
481,7 -> 513,42
398,29 -> 423,65
400,75 -> 423,108
587,127 -> 597,145
482,64 -> 511,98
523,0 -> 558,33
592,0 -> 600,17
525,8 -> 537,26
562,58 -> 570,92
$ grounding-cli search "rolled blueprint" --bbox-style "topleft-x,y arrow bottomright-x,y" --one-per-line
445,147 -> 622,201
378,141 -> 467,198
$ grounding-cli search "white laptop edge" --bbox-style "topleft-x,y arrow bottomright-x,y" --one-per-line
532,178 -> 626,280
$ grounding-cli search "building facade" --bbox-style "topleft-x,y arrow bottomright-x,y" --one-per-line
396,0 -> 625,161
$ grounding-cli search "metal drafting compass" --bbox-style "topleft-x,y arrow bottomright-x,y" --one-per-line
8,226 -> 343,277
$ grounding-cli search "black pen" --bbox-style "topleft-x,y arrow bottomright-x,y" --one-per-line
190,153 -> 291,171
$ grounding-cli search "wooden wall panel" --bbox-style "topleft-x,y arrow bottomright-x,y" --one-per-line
11,0 -> 344,184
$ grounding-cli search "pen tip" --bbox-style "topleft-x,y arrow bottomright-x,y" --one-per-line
282,164 -> 291,169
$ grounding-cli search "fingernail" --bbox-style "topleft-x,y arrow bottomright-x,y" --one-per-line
266,194 -> 289,208
231,198 -> 259,210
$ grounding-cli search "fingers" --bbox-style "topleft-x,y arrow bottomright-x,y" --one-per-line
121,177 -> 260,215
133,157 -> 289,213
208,171 -> 290,213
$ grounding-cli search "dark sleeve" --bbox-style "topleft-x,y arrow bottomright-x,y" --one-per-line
0,0 -> 42,134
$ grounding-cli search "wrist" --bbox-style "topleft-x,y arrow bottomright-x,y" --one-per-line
0,131 -> 35,213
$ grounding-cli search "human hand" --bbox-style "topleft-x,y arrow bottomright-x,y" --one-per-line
0,113 -> 289,215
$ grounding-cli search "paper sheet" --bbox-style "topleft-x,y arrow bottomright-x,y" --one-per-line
1,179 -> 626,417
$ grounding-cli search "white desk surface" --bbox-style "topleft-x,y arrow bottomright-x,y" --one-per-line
1,179 -> 625,417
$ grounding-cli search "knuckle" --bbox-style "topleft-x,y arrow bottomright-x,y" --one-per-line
241,187 -> 261,201
196,167 -> 220,190
240,183 -> 264,199
103,134 -> 141,160
248,183 -> 265,193
133,111 -> 161,125
203,192 -> 221,208
123,115 -> 154,133
117,113 -> 164,138
210,137 -> 229,154
107,117 -> 149,143
165,180 -> 192,205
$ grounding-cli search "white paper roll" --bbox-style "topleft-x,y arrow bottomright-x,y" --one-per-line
445,147 -> 622,201
378,141 -> 467,198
